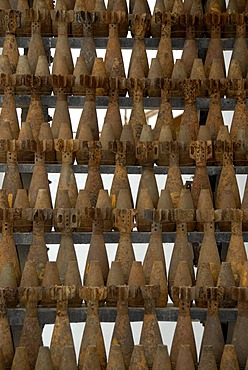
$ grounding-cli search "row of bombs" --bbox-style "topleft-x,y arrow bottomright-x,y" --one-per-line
0,202 -> 247,301
1,164 -> 248,234
4,343 -> 248,370
0,138 -> 247,217
2,11 -> 248,84
1,285 -> 248,369
1,20 -> 248,91
1,3 -> 248,39
0,123 -> 247,167
0,53 -> 248,97
0,89 -> 247,163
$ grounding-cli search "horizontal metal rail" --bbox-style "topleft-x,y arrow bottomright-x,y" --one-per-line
0,164 -> 247,175
7,305 -> 238,326
0,95 -> 240,110
11,231 -> 248,244
0,37 -> 238,50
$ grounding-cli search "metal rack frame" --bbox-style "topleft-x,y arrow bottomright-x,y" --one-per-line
1,33 -> 246,329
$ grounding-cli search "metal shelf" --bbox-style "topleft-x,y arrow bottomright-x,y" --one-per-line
0,164 -> 247,175
12,231 -> 248,244
7,305 -> 238,326
0,37 -> 237,50
0,95 -> 239,110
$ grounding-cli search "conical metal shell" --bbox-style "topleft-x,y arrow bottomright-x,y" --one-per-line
115,231 -> 135,284
34,188 -> 53,232
81,345 -> 101,370
19,260 -> 39,289
152,345 -> 172,370
106,344 -> 125,370
19,301 -> 43,369
115,188 -> 133,210
143,222 -> 166,285
35,347 -> 54,370
200,301 -> 225,367
232,304 -> 248,368
198,345 -> 217,370
151,0 -> 165,37
56,152 -> 78,207
137,167 -> 159,208
240,261 -> 248,287
170,301 -> 197,369
110,156 -> 133,208
27,22 -> 46,74
59,346 -> 77,370
79,300 -> 106,369
217,262 -> 236,307
0,304 -> 14,369
52,90 -> 72,140
76,88 -> 99,141
140,289 -> 163,368
216,154 -> 241,210
148,58 -> 163,97
204,27 -> 225,78
196,188 -> 214,232
198,222 -> 220,285
0,347 -> 6,370
52,22 -> 73,75
11,347 -> 31,370
195,262 -> 215,308
17,121 -> 34,163
206,91 -> 224,141
41,262 -> 61,306
128,261 -> 146,307
165,152 -> 183,208
75,190 -> 92,232
0,262 -> 17,299
220,344 -> 239,370
38,122 -> 55,163
178,189 -> 195,232
110,287 -> 134,368
149,261 -> 168,307
29,154 -> 52,207
35,55 -> 51,95
168,223 -> 194,296
157,24 -> 173,77
1,87 -> 19,139
0,222 -> 21,285
56,229 -> 77,284
107,262 -> 125,296
136,188 -> 153,232
3,34 -> 19,71
190,58 -> 206,97
2,151 -> 23,207
92,58 -> 108,96
84,165 -> 103,207
84,261 -> 104,287
0,120 -> 12,163
84,223 -> 109,284
104,24 -> 126,77
157,189 -> 175,232
175,344 -> 195,370
129,345 -> 149,370
50,306 -> 75,370
96,190 -> 113,231
72,56 -> 88,95
13,189 -> 32,232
